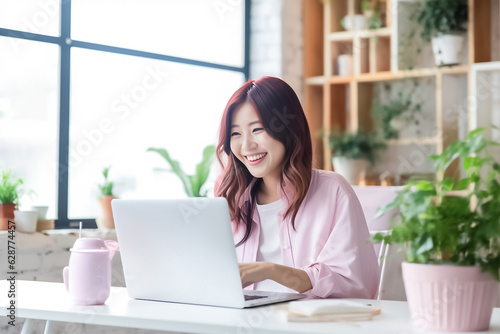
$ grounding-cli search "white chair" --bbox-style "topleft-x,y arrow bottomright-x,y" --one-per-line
369,230 -> 391,300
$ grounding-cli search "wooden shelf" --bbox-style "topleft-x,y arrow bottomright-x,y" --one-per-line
386,137 -> 441,146
305,76 -> 327,85
324,65 -> 469,84
439,65 -> 469,74
328,76 -> 353,84
328,27 -> 391,42
303,0 -> 497,178
328,27 -> 391,41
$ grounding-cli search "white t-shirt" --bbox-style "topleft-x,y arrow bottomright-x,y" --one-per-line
253,199 -> 289,293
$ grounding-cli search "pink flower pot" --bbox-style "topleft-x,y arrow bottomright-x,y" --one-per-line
402,262 -> 498,332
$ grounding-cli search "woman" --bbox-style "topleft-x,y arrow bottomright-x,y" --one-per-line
215,76 -> 378,299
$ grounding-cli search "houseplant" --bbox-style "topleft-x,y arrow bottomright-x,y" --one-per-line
97,166 -> 117,229
147,145 -> 215,197
416,0 -> 468,66
0,169 -> 23,230
371,82 -> 422,140
373,128 -> 500,331
362,0 -> 383,30
329,130 -> 386,185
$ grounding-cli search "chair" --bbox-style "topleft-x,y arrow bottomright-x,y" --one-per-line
353,186 -> 406,301
369,230 -> 391,300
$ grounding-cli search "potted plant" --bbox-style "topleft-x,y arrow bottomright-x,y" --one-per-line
97,166 -> 117,229
147,145 -> 215,197
0,169 -> 23,230
373,128 -> 500,331
329,130 -> 386,185
416,0 -> 468,66
362,0 -> 383,30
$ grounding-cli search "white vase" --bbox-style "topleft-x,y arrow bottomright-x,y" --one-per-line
14,210 -> 38,233
332,157 -> 369,185
431,33 -> 466,66
389,117 -> 405,131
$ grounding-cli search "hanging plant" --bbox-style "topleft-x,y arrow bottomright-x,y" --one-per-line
371,82 -> 422,140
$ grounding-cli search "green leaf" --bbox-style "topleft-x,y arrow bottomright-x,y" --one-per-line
466,127 -> 485,140
455,178 -> 470,190
190,145 -> 215,197
441,177 -> 455,191
415,180 -> 434,191
464,157 -> 479,170
416,234 -> 434,255
147,148 -> 194,197
0,169 -> 24,205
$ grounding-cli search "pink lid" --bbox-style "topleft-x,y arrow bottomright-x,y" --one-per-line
70,238 -> 108,252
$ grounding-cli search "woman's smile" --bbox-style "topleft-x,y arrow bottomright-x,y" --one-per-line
246,152 -> 267,165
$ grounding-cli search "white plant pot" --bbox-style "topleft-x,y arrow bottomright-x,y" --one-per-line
389,117 -> 405,131
332,157 -> 369,185
14,210 -> 38,233
431,33 -> 466,66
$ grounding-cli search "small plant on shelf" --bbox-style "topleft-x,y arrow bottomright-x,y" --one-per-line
0,168 -> 24,230
96,166 -> 117,229
329,129 -> 386,164
362,0 -> 383,30
98,166 -> 115,197
0,168 -> 24,205
416,0 -> 468,43
415,0 -> 468,66
328,129 -> 386,185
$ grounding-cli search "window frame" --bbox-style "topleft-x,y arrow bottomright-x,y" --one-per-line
0,0 -> 250,228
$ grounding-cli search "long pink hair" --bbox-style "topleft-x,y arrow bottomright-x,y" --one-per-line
215,76 -> 312,246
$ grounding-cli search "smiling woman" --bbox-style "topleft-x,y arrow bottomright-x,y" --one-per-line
215,76 -> 380,298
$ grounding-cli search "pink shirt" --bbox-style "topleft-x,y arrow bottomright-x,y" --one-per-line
232,169 -> 379,299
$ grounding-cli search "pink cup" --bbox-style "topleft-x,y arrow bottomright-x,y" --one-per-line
63,238 -> 118,305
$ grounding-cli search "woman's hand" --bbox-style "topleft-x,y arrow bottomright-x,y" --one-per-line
239,262 -> 312,293
239,262 -> 273,288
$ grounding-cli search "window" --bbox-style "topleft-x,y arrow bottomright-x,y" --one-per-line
0,0 -> 249,228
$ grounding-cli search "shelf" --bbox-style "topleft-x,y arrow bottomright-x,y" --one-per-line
319,65 -> 470,85
305,76 -> 327,85
328,31 -> 355,42
303,0 -> 497,176
439,65 -> 469,75
357,66 -> 469,82
328,76 -> 353,84
386,137 -> 441,146
328,27 -> 391,41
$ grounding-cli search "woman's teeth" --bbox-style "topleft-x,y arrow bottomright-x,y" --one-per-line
247,153 -> 266,161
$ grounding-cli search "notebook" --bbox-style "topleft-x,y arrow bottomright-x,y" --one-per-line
112,197 -> 305,308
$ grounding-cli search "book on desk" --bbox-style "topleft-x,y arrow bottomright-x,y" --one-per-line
277,299 -> 381,323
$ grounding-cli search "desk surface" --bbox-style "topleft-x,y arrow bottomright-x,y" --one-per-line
1,280 -> 500,334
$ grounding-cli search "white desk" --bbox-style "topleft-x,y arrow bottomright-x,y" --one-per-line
1,280 -> 500,334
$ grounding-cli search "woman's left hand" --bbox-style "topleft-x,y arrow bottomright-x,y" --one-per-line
239,262 -> 274,288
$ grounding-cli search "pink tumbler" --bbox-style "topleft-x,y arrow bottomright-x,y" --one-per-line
63,238 -> 118,305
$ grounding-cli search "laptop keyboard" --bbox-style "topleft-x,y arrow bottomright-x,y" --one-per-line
244,295 -> 267,301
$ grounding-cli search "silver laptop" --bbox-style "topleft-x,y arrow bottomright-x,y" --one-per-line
112,197 -> 305,308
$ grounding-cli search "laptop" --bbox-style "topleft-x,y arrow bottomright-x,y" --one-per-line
112,197 -> 305,308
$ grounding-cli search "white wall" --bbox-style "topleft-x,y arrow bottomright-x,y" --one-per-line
250,0 -> 304,102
